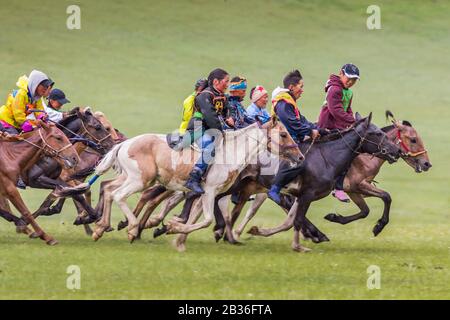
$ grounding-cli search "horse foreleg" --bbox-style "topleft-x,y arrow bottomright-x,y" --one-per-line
5,183 -> 57,245
145,191 -> 184,230
172,197 -> 203,252
217,195 -> 242,244
137,190 -> 174,237
167,191 -> 213,235
248,198 -> 299,237
93,178 -> 124,241
234,193 -> 267,239
117,185 -> 167,231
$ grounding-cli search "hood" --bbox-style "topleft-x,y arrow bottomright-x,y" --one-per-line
324,74 -> 343,93
16,75 -> 29,91
28,70 -> 49,101
271,86 -> 289,100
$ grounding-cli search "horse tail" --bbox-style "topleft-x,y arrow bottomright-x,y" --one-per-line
95,142 -> 123,176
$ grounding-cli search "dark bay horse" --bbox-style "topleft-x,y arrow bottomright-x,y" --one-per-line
221,111 -> 432,241
324,111 -> 432,235
25,108 -> 116,226
0,122 -> 79,245
174,113 -> 402,251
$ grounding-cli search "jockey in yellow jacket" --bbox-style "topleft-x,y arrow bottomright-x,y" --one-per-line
0,70 -> 53,134
179,78 -> 208,134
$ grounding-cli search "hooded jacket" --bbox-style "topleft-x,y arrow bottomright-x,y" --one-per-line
0,70 -> 48,130
317,74 -> 355,129
271,86 -> 317,144
187,86 -> 230,132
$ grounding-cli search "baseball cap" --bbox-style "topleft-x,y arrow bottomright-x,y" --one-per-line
49,89 -> 70,105
341,63 -> 360,79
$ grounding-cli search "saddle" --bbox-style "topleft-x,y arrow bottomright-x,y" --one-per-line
166,132 -> 201,152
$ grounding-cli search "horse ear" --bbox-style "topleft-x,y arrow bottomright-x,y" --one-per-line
363,112 -> 372,127
38,119 -> 49,130
355,112 -> 362,121
76,107 -> 85,119
84,106 -> 93,116
68,106 -> 80,116
402,120 -> 412,127
271,114 -> 278,127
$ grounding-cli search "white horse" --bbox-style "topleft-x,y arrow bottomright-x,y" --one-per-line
90,117 -> 304,247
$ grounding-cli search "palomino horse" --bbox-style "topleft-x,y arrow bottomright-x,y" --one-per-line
88,116 -> 304,244
176,113 -> 402,252
0,121 -> 79,245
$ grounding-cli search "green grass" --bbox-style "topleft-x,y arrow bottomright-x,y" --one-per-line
0,0 -> 449,299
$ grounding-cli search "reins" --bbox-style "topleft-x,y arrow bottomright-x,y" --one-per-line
19,128 -> 73,161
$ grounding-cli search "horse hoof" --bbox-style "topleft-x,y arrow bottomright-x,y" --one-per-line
247,226 -> 259,236
105,226 -> 114,232
117,221 -> 128,231
46,239 -> 59,246
128,233 -> 138,243
92,232 -> 101,242
373,223 -> 385,237
318,234 -> 330,242
153,225 -> 167,238
214,231 -> 224,243
171,238 -> 186,252
292,245 -> 311,253
324,213 -> 340,223
29,232 -> 40,239
228,240 -> 243,246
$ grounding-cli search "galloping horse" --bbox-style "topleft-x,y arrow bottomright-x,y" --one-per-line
217,111 -> 432,242
0,121 -> 79,245
86,116 -> 304,244
324,111 -> 431,234
175,113 -> 402,252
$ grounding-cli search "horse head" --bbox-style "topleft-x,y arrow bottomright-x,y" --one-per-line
354,112 -> 401,164
93,111 -> 124,143
75,107 -> 115,152
37,120 -> 80,169
263,115 -> 305,165
386,111 -> 432,173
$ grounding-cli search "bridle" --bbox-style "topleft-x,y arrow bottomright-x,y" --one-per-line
338,125 -> 390,157
20,128 -> 74,161
79,119 -> 112,145
395,129 -> 427,158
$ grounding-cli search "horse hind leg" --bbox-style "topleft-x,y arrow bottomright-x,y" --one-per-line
111,179 -> 145,243
248,198 -> 299,237
173,198 -> 203,252
93,178 -> 124,241
234,193 -> 267,240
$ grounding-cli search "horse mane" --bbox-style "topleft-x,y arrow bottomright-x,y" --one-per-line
223,123 -> 259,139
311,118 -> 366,144
58,113 -> 79,127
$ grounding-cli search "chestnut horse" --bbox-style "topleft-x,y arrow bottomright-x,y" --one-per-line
0,122 -> 79,245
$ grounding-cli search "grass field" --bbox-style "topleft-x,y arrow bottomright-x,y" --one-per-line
0,0 -> 449,299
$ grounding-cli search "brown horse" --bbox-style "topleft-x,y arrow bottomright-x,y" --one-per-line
0,121 -> 79,245
218,112 -> 431,242
26,108 -> 121,230
324,113 -> 431,235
